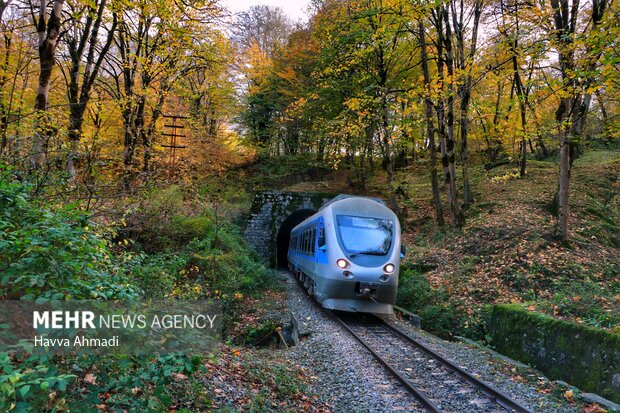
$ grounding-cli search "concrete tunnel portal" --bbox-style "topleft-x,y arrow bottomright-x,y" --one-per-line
244,191 -> 337,267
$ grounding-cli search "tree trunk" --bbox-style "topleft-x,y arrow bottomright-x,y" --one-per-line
380,90 -> 398,213
452,0 -> 481,209
65,0 -> 115,176
550,0 -> 607,239
440,6 -> 464,227
557,122 -> 571,240
419,20 -> 444,226
31,0 -> 64,168
460,90 -> 473,207
0,33 -> 10,154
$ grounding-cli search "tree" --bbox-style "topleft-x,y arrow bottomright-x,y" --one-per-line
431,3 -> 465,227
103,0 -> 220,175
418,18 -> 445,226
31,0 -> 64,167
181,34 -> 235,136
61,0 -> 116,176
547,0 -> 609,239
450,0 -> 482,208
232,5 -> 293,60
233,5 -> 294,152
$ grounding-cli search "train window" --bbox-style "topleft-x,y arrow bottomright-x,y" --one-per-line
303,231 -> 308,253
318,227 -> 325,248
336,215 -> 393,255
313,228 -> 316,253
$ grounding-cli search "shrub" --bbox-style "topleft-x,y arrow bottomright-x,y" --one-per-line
0,170 -> 139,300
396,264 -> 488,340
0,352 -> 76,412
131,253 -> 188,298
124,185 -> 213,251
396,265 -> 435,310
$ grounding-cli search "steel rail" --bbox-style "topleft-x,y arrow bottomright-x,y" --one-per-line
328,311 -> 443,413
288,270 -> 534,413
376,315 -> 537,413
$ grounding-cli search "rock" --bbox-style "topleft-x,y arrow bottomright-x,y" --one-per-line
290,312 -> 312,346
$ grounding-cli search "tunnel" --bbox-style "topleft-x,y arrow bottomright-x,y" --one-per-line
275,209 -> 316,268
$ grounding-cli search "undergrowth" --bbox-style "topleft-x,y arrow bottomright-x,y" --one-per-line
0,167 -> 282,412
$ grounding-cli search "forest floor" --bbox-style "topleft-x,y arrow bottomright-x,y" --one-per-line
276,148 -> 620,336
397,149 -> 619,335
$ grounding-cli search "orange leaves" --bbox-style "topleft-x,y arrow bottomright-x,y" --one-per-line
582,404 -> 608,413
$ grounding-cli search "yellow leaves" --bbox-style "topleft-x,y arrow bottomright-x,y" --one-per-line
564,389 -> 575,401
491,170 -> 522,183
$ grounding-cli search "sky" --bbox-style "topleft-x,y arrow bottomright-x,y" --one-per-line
221,0 -> 312,23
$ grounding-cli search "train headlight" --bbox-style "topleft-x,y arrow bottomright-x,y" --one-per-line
384,263 -> 395,273
336,259 -> 348,269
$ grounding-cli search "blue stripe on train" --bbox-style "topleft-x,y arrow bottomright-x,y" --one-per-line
289,216 -> 328,267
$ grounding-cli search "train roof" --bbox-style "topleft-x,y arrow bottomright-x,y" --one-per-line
318,194 -> 385,211
291,194 -> 393,232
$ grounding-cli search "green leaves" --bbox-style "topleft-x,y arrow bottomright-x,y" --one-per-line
0,351 -> 77,412
0,170 -> 140,301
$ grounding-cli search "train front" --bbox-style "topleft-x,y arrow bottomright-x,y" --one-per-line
318,197 -> 402,314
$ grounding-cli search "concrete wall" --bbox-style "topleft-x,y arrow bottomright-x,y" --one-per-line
244,191 -> 336,266
490,304 -> 620,403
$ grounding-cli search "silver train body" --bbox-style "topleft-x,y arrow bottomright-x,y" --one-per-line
287,195 -> 402,314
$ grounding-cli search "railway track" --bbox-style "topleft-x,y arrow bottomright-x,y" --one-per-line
330,312 -> 536,413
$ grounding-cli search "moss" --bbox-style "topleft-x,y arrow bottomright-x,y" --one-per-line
490,304 -> 620,403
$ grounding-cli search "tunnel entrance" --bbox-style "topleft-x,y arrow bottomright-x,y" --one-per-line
276,209 -> 315,268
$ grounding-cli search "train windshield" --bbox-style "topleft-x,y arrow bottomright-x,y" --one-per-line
336,215 -> 393,255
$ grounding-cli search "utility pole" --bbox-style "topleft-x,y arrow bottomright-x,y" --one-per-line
161,114 -> 187,179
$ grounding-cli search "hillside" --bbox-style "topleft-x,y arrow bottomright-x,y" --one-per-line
275,149 -> 620,339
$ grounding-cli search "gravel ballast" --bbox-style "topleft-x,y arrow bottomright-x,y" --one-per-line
282,271 -> 586,413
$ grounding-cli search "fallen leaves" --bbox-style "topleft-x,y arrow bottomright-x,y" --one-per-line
84,373 -> 97,385
582,404 -> 607,413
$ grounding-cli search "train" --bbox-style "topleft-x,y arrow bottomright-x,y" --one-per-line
287,194 -> 404,314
